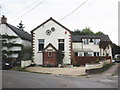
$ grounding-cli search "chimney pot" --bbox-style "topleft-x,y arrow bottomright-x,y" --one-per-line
1,15 -> 7,24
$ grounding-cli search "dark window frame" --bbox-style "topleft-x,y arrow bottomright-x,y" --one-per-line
58,39 -> 65,51
38,39 -> 44,51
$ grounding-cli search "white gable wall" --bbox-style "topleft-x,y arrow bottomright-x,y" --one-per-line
33,20 -> 71,65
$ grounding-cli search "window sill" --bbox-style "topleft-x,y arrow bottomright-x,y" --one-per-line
37,51 -> 42,53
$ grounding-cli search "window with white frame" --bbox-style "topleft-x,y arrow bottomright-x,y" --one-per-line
93,39 -> 100,45
83,39 -> 90,44
84,52 -> 93,56
38,39 -> 44,51
78,52 -> 84,56
88,52 -> 93,56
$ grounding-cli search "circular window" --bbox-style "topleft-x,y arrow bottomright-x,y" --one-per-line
51,27 -> 55,32
46,30 -> 51,35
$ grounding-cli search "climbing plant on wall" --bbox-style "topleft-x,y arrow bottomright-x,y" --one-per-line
2,34 -> 23,65
99,41 -> 112,56
57,50 -> 65,64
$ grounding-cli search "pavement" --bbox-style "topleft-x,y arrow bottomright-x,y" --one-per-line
26,66 -> 87,76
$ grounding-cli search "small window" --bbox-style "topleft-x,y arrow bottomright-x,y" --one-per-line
88,52 -> 93,56
94,52 -> 99,56
38,39 -> 44,51
75,52 -> 78,56
93,39 -> 100,44
48,52 -> 52,57
84,52 -> 92,56
84,52 -> 89,56
58,39 -> 64,51
83,39 -> 89,44
51,27 -> 55,32
78,52 -> 83,56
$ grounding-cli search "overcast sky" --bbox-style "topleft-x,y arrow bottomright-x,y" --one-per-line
0,0 -> 119,45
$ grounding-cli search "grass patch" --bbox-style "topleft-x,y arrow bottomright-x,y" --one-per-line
10,66 -> 27,71
86,63 -> 114,74
27,71 -> 52,75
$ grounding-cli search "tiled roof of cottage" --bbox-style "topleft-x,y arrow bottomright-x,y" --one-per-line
72,35 -> 111,42
6,23 -> 32,41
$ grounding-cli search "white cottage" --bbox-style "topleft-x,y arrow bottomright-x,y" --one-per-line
0,15 -> 32,59
31,17 -> 112,66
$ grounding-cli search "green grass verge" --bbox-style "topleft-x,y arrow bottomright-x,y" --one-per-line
87,63 -> 114,74
10,66 -> 27,71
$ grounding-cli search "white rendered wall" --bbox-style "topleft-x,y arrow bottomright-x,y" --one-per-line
73,42 -> 100,52
82,42 -> 100,52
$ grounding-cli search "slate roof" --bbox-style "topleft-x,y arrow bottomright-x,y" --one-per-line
6,23 -> 32,41
72,35 -> 111,42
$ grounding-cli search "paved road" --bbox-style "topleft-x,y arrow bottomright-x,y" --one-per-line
2,70 -> 118,88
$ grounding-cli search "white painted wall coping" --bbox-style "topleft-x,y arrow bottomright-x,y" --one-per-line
21,60 -> 32,67
85,59 -> 111,70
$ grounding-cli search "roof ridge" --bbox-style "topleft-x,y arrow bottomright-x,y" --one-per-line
31,17 -> 72,33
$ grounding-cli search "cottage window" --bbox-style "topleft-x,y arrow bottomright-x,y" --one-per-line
58,39 -> 64,51
93,39 -> 100,44
88,52 -> 93,56
38,39 -> 44,51
84,52 -> 92,56
78,52 -> 84,56
94,52 -> 99,56
83,39 -> 89,44
84,52 -> 89,56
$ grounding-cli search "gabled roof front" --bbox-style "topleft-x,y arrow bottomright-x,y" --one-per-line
31,17 -> 72,33
72,35 -> 111,42
6,23 -> 32,41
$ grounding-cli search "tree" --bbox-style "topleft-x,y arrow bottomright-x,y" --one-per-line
17,21 -> 25,30
73,28 -> 105,35
95,31 -> 105,35
99,41 -> 112,56
18,46 -> 33,61
73,29 -> 82,35
82,27 -> 94,35
2,34 -> 23,67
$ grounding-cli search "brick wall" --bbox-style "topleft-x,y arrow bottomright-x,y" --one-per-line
43,52 -> 57,66
74,56 -> 111,66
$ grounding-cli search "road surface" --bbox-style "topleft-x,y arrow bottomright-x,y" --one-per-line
2,70 -> 118,88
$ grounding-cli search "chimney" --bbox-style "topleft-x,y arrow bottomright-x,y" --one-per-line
1,15 -> 7,24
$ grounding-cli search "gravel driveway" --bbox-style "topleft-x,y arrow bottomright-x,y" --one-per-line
26,66 -> 87,76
